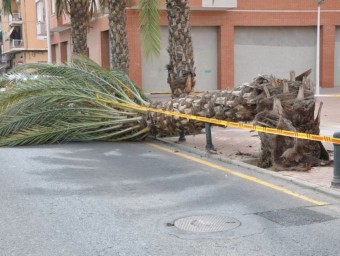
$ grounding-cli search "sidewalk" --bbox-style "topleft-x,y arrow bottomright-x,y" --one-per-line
148,87 -> 340,197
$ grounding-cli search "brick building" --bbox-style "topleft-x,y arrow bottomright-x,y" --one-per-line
4,0 -> 340,91
0,0 -> 48,71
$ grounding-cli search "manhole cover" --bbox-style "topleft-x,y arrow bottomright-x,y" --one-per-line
174,215 -> 241,233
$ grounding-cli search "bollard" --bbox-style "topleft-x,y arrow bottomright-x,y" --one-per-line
205,123 -> 215,151
331,132 -> 340,188
178,129 -> 186,142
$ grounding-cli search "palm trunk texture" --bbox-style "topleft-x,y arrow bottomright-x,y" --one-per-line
166,0 -> 196,98
69,1 -> 89,56
108,0 -> 129,73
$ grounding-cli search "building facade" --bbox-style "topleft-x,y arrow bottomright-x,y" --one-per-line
0,0 -> 48,72
7,0 -> 340,91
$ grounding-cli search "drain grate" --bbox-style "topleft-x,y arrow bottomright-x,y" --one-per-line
174,215 -> 241,233
256,207 -> 337,227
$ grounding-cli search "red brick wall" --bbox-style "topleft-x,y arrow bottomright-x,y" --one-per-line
126,10 -> 143,86
51,44 -> 57,64
47,0 -> 340,89
100,31 -> 110,70
60,42 -> 68,64
238,0 -> 340,10
321,25 -> 335,88
127,1 -> 340,89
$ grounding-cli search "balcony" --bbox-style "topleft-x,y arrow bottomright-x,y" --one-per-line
37,22 -> 47,36
128,0 -> 237,10
10,39 -> 24,50
9,12 -> 23,26
192,0 -> 237,10
202,0 -> 237,8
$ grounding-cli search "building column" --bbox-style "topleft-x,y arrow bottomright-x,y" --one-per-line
222,25 -> 234,89
126,9 -> 142,86
321,25 -> 335,88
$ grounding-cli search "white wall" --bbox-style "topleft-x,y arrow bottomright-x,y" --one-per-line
334,27 -> 340,86
234,26 -> 317,86
142,26 -> 218,93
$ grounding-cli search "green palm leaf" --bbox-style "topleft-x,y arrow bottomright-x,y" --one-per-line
2,0 -> 13,15
0,56 -> 151,146
138,0 -> 161,57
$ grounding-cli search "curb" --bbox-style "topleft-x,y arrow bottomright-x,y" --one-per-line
153,137 -> 340,200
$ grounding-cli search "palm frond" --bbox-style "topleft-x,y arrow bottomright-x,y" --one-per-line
55,0 -> 100,18
138,0 -> 161,57
2,0 -> 12,15
55,0 -> 70,17
0,56 -> 151,146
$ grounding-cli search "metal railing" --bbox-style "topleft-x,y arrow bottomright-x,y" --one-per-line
202,0 -> 237,8
9,12 -> 22,23
10,39 -> 24,49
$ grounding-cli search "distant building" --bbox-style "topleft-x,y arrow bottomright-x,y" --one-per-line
0,0 -> 48,72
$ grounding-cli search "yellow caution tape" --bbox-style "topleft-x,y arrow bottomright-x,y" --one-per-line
316,94 -> 340,97
96,95 -> 340,145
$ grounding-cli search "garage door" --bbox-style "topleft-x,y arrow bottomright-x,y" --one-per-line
334,27 -> 340,86
142,26 -> 218,93
234,27 -> 317,86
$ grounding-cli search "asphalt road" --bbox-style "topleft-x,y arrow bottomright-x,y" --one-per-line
1,141 -> 340,256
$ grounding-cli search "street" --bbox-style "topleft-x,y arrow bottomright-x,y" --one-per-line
1,141 -> 340,256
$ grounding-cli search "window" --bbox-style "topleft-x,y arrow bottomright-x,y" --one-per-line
36,0 -> 45,23
52,0 -> 56,14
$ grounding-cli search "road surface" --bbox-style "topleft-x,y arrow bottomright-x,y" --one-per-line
1,141 -> 340,255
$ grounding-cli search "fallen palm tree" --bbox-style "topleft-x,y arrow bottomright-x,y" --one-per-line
0,57 -> 329,171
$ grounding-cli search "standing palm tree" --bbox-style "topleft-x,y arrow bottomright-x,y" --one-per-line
137,0 -> 195,97
56,0 -> 100,56
98,0 -> 193,94
108,0 -> 129,73
165,0 -> 195,98
106,0 -> 161,73
52,0 -> 193,92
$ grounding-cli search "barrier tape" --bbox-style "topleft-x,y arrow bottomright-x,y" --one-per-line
96,95 -> 340,145
316,94 -> 340,98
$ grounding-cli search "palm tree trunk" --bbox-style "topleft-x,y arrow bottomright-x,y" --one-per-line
0,59 -> 329,172
108,0 -> 129,73
149,72 -> 329,171
69,1 -> 89,56
166,0 -> 196,98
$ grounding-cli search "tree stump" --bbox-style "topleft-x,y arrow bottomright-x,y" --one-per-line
253,72 -> 330,171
